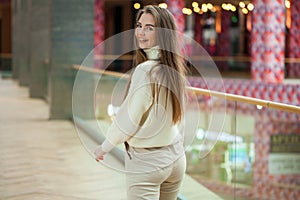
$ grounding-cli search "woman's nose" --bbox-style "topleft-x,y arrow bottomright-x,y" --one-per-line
137,27 -> 145,35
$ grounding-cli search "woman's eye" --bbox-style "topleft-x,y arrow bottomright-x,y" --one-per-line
146,26 -> 153,31
136,24 -> 142,28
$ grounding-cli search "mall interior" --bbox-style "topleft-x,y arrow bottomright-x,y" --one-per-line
0,0 -> 299,199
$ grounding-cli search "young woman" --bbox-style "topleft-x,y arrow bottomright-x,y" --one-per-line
94,5 -> 187,200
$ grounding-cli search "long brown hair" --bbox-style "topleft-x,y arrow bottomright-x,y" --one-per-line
130,5 -> 187,124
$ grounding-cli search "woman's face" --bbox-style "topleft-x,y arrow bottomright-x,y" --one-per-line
135,13 -> 156,49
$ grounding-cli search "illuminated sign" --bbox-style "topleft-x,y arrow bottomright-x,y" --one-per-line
270,134 -> 300,153
269,134 -> 300,175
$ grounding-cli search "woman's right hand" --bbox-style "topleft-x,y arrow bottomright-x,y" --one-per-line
94,145 -> 106,162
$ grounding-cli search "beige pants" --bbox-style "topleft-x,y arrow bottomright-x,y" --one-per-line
125,154 -> 186,200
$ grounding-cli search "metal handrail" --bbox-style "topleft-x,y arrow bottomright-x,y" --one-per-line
73,64 -> 300,114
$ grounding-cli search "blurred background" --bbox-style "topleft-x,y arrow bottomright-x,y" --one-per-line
0,0 -> 299,199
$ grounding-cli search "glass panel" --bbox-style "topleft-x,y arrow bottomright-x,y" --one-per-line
185,97 -> 300,200
185,96 -> 240,199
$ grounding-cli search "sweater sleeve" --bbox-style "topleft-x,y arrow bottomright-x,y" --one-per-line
101,66 -> 153,153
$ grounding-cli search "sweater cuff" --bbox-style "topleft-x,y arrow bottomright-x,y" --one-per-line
101,139 -> 115,153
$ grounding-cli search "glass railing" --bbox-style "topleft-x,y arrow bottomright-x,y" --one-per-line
73,64 -> 300,200
185,87 -> 300,199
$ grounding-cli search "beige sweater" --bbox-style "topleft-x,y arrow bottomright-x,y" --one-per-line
101,59 -> 181,153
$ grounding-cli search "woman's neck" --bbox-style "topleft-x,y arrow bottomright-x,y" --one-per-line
143,45 -> 160,60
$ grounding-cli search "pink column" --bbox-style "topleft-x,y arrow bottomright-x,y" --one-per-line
94,0 -> 105,69
288,0 -> 300,78
251,0 -> 285,83
166,0 -> 185,33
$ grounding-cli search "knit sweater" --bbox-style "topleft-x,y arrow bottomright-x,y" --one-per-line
101,47 -> 181,153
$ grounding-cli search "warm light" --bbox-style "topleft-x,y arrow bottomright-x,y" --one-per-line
211,6 -> 217,12
286,3 -> 291,29
133,3 -> 140,10
285,0 -> 291,8
231,5 -> 237,12
221,3 -> 236,12
247,3 -> 254,11
194,7 -> 201,13
222,3 -> 228,10
158,3 -> 168,9
192,2 -> 199,8
216,7 -> 221,33
221,3 -> 227,10
182,8 -> 192,15
207,3 -> 213,10
239,2 -> 246,8
201,4 -> 208,12
242,7 -> 249,14
222,3 -> 233,11
246,13 -> 252,31
202,7 -> 208,12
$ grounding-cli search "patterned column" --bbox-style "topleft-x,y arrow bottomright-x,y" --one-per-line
251,0 -> 285,83
94,0 -> 105,69
217,10 -> 231,70
288,0 -> 300,78
166,0 -> 185,33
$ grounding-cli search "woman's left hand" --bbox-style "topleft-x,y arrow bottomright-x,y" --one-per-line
94,145 -> 106,162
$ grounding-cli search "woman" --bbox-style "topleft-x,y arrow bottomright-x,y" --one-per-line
94,5 -> 187,200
